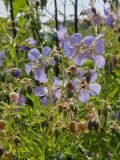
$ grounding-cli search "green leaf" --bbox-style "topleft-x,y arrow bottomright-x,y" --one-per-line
13,0 -> 26,17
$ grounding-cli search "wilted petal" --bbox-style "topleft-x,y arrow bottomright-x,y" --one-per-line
73,53 -> 86,66
90,70 -> 98,82
25,63 -> 33,75
35,68 -> 48,83
42,46 -> 51,56
28,48 -> 40,61
54,88 -> 61,99
0,51 -> 5,59
95,39 -> 105,54
41,96 -> 49,106
79,90 -> 90,102
83,36 -> 95,46
89,83 -> 101,96
70,33 -> 82,45
64,46 -> 75,58
34,86 -> 48,96
94,55 -> 105,68
53,77 -> 62,87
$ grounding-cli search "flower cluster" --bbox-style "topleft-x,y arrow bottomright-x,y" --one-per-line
23,28 -> 105,105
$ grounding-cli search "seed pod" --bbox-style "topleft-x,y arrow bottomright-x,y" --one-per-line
0,146 -> 4,156
4,151 -> 13,159
112,56 -> 118,66
0,120 -> 6,130
86,102 -> 94,110
9,92 -> 19,104
88,120 -> 93,130
14,115 -> 22,123
13,136 -> 21,145
66,65 -> 77,75
78,121 -> 87,132
93,120 -> 99,131
11,68 -> 21,78
69,120 -> 78,132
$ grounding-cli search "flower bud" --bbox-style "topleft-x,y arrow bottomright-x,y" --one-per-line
11,68 -> 21,78
78,121 -> 87,133
93,120 -> 99,131
9,92 -> 19,104
69,120 -> 78,132
14,115 -> 22,123
112,56 -> 118,66
4,151 -> 13,159
86,102 -> 94,110
88,120 -> 93,130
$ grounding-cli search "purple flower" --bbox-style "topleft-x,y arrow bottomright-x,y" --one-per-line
0,51 -> 5,66
25,46 -> 51,75
35,68 -> 48,83
94,55 -> 105,68
35,86 -> 48,96
21,38 -> 37,51
53,77 -> 62,87
83,36 -> 96,46
70,33 -> 82,45
63,32 -> 105,68
41,96 -> 49,106
93,15 -> 101,25
42,46 -> 51,56
73,53 -> 86,66
19,96 -> 25,106
34,77 -> 62,106
105,15 -> 114,26
28,48 -> 40,61
57,25 -> 67,41
11,68 -> 21,78
79,83 -> 101,102
25,62 -> 34,75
